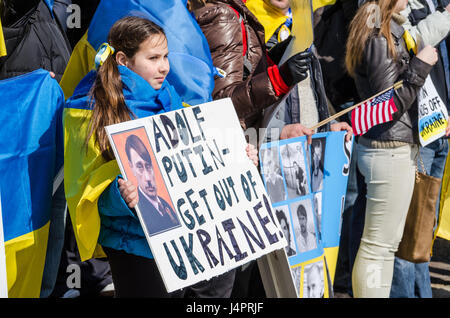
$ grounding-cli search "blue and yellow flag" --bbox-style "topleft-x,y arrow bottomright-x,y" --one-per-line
0,69 -> 64,298
60,0 -> 215,105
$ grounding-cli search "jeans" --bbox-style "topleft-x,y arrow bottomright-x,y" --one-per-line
390,138 -> 449,298
352,142 -> 417,297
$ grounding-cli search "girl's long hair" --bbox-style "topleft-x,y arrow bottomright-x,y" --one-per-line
345,0 -> 399,77
87,16 -> 165,160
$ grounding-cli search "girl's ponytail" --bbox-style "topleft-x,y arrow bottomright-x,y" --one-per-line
87,52 -> 132,161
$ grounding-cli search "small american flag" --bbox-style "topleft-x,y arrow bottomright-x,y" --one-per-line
351,88 -> 397,136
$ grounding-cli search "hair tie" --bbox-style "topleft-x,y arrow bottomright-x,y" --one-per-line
95,43 -> 116,69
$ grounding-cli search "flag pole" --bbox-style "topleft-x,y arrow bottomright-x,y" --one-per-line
309,81 -> 404,131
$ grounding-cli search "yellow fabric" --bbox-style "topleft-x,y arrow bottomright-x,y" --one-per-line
5,222 -> 50,298
64,108 -> 120,261
312,0 -> 337,11
0,17 -> 6,57
60,32 -> 97,100
403,29 -> 418,55
437,142 -> 450,241
323,246 -> 339,284
246,0 -> 289,43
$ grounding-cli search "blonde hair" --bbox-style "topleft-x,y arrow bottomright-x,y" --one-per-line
345,0 -> 399,77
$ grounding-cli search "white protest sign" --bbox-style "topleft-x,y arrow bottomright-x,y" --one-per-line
106,98 -> 287,292
0,193 -> 8,298
418,75 -> 448,147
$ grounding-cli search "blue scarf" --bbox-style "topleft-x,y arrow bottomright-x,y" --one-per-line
66,65 -> 184,117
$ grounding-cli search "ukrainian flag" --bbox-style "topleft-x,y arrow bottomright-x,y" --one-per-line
60,0 -> 216,105
0,69 -> 64,298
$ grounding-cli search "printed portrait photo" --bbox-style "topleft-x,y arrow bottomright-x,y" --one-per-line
111,127 -> 181,237
303,261 -> 324,298
260,146 -> 286,204
280,142 -> 309,200
310,138 -> 326,193
275,205 -> 296,257
290,265 -> 302,297
290,199 -> 317,254
313,192 -> 322,241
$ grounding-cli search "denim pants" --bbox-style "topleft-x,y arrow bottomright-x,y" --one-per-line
390,138 -> 449,298
352,142 -> 418,298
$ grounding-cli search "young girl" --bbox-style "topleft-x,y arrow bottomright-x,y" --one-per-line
64,16 -> 258,298
345,0 -> 437,298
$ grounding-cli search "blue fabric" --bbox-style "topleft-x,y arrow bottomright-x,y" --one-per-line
0,69 -> 64,241
390,258 -> 432,298
67,65 -> 183,115
86,0 -> 215,106
66,65 -> 183,259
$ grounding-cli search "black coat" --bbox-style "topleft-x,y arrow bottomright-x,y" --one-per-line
0,0 -> 72,82
353,20 -> 433,144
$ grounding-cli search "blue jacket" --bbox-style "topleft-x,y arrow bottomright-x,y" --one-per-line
70,65 -> 183,259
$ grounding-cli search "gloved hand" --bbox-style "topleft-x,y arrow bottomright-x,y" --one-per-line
268,36 -> 292,65
278,49 -> 312,87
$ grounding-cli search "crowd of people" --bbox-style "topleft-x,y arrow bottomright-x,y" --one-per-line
0,0 -> 449,298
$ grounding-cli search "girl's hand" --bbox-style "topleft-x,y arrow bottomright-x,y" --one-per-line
416,45 -> 438,66
246,143 -> 259,167
118,178 -> 139,208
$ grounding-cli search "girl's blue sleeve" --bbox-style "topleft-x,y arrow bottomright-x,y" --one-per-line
98,175 -> 138,219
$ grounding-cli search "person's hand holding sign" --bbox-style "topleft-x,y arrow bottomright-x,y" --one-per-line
280,123 -> 314,144
330,122 -> 353,142
118,178 -> 139,208
246,143 -> 259,167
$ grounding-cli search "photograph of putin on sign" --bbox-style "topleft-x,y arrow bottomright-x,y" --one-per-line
125,133 -> 180,236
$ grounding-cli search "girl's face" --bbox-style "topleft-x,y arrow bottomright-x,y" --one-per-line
126,34 -> 170,90
394,0 -> 409,12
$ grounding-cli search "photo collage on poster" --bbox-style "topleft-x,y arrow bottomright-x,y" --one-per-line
260,136 -> 327,297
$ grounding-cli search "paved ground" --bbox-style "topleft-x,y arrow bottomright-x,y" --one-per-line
430,238 -> 450,298
334,237 -> 450,298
